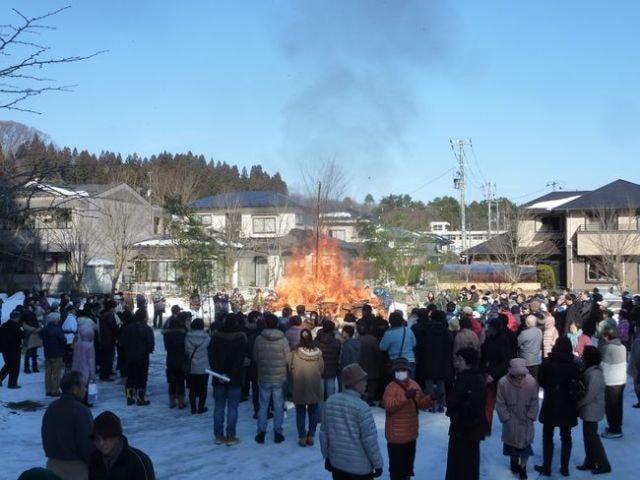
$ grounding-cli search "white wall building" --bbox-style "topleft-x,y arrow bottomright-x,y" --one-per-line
429,221 -> 506,255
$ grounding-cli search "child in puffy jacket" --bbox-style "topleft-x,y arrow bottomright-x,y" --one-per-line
383,357 -> 432,480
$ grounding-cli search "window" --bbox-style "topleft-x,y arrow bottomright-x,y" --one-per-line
584,213 -> 618,231
134,260 -> 176,282
28,209 -> 72,229
329,229 -> 346,241
537,216 -> 561,232
198,214 -> 212,226
586,259 -> 615,282
252,216 -> 276,234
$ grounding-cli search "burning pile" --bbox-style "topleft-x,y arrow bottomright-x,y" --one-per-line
274,236 -> 372,315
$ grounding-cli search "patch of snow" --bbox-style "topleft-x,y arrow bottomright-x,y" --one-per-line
1,291 -> 25,321
525,195 -> 582,211
25,181 -> 89,198
87,259 -> 114,267
135,238 -> 176,247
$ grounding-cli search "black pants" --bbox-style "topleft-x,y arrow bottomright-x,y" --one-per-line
153,310 -> 164,328
167,368 -> 186,396
582,421 -> 610,469
99,345 -> 115,379
446,435 -> 480,480
126,357 -> 150,389
388,440 -> 416,480
0,350 -> 20,387
24,348 -> 38,371
542,424 -> 572,470
331,468 -> 373,480
63,344 -> 74,370
188,373 -> 208,412
604,385 -> 625,434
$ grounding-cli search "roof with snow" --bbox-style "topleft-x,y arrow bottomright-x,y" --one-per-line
522,179 -> 640,212
190,191 -> 302,210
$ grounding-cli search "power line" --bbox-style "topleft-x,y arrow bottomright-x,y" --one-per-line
408,166 -> 455,196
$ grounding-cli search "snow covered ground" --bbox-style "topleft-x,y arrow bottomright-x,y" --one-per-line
1,329 -> 639,479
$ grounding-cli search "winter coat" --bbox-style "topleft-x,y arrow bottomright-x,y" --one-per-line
98,312 -> 119,348
61,314 -> 78,345
41,393 -> 94,463
413,318 -> 453,382
0,318 -> 22,354
599,338 -> 627,386
629,336 -> 640,380
542,315 -> 559,358
22,309 -> 43,349
290,347 -> 324,405
538,351 -> 580,427
208,330 -> 247,386
383,379 -> 432,444
77,315 -> 99,338
453,328 -> 480,356
565,303 -> 583,333
573,333 -> 591,358
72,325 -> 96,384
495,374 -> 539,449
320,389 -> 384,475
446,369 -> 487,441
577,365 -> 605,422
152,291 -> 166,313
380,326 -> 416,363
184,330 -> 211,375
340,338 -> 361,372
285,325 -> 302,350
163,327 -> 186,372
517,327 -> 543,367
89,435 -> 155,480
481,330 -> 515,382
253,328 -> 291,385
315,330 -> 342,379
40,323 -> 67,359
358,333 -> 381,381
119,320 -> 154,363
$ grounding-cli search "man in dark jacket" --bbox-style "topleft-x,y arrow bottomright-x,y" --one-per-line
41,307 -> 67,396
41,371 -> 94,479
119,309 -> 154,405
0,310 -> 23,388
315,320 -> 342,401
209,313 -> 248,445
98,301 -> 119,381
89,411 -> 155,480
413,309 -> 452,413
445,347 -> 486,480
162,315 -> 187,409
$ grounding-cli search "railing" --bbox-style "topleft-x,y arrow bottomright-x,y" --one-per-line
577,224 -> 639,232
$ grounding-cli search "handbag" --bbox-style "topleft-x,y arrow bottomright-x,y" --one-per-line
185,343 -> 201,388
384,327 -> 407,375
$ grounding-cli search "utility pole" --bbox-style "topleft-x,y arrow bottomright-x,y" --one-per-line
451,138 -> 472,253
484,182 -> 493,237
315,181 -> 321,282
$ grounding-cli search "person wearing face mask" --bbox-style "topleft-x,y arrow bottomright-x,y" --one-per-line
383,358 -> 432,480
320,363 -> 384,480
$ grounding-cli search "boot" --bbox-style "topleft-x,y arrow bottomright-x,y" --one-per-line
306,435 -> 315,446
32,359 -> 39,373
136,389 -> 151,406
518,465 -> 528,480
189,394 -> 197,414
298,437 -> 307,447
177,395 -> 186,409
510,457 -> 519,473
126,388 -> 135,406
169,395 -> 177,409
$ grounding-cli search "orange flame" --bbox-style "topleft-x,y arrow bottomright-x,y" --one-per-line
274,236 -> 371,313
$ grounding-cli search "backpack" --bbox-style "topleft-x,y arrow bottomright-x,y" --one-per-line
568,375 -> 587,402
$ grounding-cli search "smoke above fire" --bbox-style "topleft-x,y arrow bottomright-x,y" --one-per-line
278,0 -> 458,191
275,236 -> 371,312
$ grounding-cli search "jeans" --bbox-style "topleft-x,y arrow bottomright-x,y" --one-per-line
295,404 -> 319,438
24,348 -> 38,371
214,384 -> 242,437
324,377 -> 337,400
604,384 -> 625,433
258,383 -> 285,434
153,310 -> 164,328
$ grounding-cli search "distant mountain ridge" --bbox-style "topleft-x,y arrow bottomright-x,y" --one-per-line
0,120 -> 53,154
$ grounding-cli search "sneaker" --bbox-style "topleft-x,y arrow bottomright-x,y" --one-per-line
255,432 -> 266,444
601,430 -> 623,439
226,436 -> 240,446
215,436 -> 225,445
274,432 -> 285,444
632,403 -> 640,408
298,437 -> 307,447
8,385 -> 22,389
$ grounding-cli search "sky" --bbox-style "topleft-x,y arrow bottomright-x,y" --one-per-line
4,0 -> 640,204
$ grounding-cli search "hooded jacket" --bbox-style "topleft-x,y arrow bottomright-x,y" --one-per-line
517,326 -> 543,367
88,435 -> 155,480
290,347 -> 324,405
184,330 -> 211,375
542,314 -> 559,358
253,328 -> 291,385
208,329 -> 247,386
495,373 -> 539,449
577,365 -> 605,422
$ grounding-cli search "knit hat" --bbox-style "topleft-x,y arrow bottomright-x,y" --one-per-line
525,314 -> 537,328
92,411 -> 123,439
448,317 -> 460,332
508,358 -> 528,376
341,363 -> 367,388
462,306 -> 473,315
391,357 -> 410,372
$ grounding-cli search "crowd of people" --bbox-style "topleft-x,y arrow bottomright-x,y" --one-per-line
1,284 -> 640,480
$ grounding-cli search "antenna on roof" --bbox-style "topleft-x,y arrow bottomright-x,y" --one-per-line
546,180 -> 564,192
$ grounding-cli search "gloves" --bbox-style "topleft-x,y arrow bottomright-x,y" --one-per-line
373,468 -> 383,478
405,388 -> 417,400
324,459 -> 333,472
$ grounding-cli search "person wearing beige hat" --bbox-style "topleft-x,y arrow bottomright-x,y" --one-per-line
320,363 -> 383,479
496,358 -> 539,479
